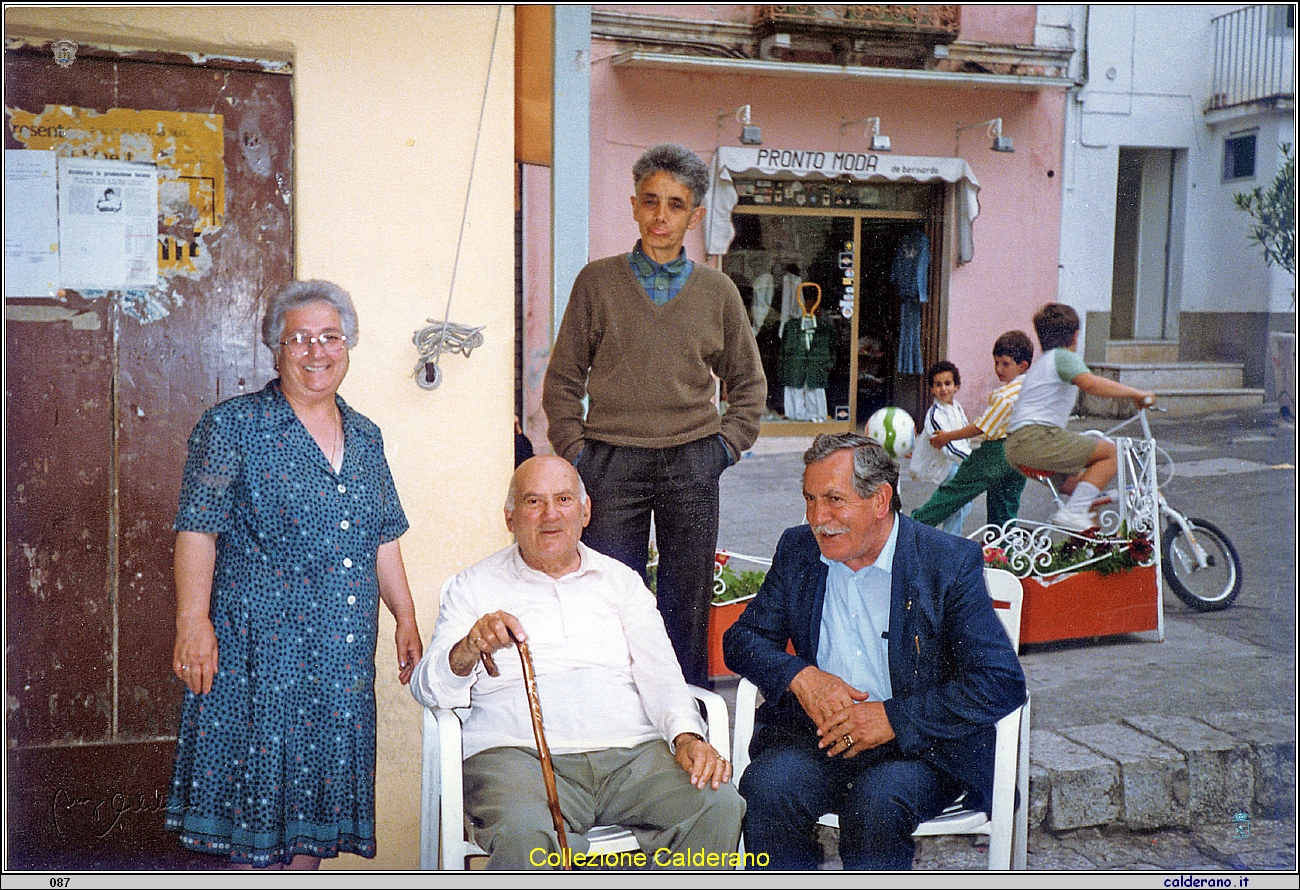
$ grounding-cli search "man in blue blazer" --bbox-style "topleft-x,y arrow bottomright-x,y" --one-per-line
723,432 -> 1025,869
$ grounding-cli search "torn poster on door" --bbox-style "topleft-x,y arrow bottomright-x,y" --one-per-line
7,105 -> 225,281
4,149 -> 60,298
57,157 -> 158,290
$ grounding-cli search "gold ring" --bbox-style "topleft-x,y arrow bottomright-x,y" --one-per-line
842,734 -> 854,748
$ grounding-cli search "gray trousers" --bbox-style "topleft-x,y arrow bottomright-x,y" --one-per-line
463,741 -> 744,870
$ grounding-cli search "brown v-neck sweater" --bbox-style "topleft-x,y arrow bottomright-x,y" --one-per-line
543,254 -> 766,461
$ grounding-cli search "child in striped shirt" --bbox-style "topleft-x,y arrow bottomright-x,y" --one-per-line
912,331 -> 1034,533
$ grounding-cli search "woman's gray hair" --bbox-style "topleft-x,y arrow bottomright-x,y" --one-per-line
632,143 -> 710,209
261,279 -> 359,352
803,432 -> 903,513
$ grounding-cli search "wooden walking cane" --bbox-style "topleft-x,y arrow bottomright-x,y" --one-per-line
480,634 -> 572,869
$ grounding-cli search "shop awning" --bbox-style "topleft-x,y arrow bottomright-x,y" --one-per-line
706,146 -> 981,262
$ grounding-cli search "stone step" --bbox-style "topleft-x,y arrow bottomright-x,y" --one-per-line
1080,387 -> 1266,417
1105,339 -> 1180,363
1030,710 -> 1295,833
1089,361 -> 1245,391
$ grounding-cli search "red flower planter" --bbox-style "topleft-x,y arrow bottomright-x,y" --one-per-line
1020,564 -> 1159,645
708,594 -> 797,678
708,595 -> 756,678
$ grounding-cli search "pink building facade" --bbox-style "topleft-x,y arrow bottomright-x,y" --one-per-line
523,5 -> 1077,442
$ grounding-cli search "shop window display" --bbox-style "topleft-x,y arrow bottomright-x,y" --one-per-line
722,180 -> 939,429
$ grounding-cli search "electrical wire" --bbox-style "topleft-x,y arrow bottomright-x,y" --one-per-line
413,5 -> 502,390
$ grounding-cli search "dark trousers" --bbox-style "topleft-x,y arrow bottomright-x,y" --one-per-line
739,730 -> 961,870
576,437 -> 730,687
912,439 -> 1027,531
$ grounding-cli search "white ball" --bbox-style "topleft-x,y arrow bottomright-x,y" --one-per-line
866,407 -> 915,459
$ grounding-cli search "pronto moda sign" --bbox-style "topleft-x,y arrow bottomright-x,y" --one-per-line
705,146 -> 981,261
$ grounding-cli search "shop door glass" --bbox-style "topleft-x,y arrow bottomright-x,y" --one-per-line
724,214 -> 855,425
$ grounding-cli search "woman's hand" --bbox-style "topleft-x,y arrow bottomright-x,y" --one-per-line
173,615 -> 219,695
395,619 -> 423,685
377,540 -> 423,684
173,531 -> 219,695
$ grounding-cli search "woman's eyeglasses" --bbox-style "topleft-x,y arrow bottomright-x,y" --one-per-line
279,331 -> 349,357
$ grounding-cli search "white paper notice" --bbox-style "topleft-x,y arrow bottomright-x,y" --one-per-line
57,157 -> 158,290
4,150 -> 61,297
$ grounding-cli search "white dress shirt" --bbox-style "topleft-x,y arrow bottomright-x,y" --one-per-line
410,542 -> 707,760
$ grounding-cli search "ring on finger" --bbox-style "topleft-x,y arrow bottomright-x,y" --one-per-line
842,733 -> 854,748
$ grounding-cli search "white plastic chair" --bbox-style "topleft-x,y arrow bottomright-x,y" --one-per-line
731,567 -> 1030,870
419,683 -> 732,870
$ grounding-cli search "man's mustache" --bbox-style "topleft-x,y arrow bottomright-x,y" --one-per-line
812,525 -> 850,536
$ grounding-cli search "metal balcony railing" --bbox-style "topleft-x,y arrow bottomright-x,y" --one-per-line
1210,4 -> 1295,111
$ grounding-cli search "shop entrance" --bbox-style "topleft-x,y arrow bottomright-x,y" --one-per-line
722,181 -> 941,433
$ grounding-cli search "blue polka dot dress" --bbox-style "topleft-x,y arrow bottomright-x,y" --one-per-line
165,381 -> 409,865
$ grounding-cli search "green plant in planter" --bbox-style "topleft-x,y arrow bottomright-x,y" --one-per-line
713,557 -> 766,604
648,548 -> 768,602
984,526 -> 1154,578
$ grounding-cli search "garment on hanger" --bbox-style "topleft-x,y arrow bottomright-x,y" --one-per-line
779,283 -> 832,420
751,271 -> 774,336
778,269 -> 802,338
891,229 -> 930,375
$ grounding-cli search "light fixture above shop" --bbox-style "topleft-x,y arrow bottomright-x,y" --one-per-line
719,104 -> 762,145
955,117 -> 1015,154
840,116 -> 892,152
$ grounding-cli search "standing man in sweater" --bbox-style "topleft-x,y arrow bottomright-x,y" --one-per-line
543,143 -> 767,687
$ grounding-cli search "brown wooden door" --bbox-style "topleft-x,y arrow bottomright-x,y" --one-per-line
5,46 -> 293,868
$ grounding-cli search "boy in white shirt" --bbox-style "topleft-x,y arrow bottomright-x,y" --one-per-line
1004,303 -> 1154,532
908,360 -> 972,535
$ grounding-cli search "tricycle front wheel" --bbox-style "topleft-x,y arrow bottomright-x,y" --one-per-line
1161,518 -> 1242,611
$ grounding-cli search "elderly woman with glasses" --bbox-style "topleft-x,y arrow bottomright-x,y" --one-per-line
165,280 -> 422,869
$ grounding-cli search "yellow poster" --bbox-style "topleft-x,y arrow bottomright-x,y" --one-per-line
7,105 -> 224,278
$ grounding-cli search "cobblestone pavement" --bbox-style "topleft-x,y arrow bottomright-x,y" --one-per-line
911,820 -> 1296,871
803,819 -> 1297,873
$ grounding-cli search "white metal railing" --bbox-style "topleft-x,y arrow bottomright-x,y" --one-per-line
971,437 -> 1161,581
1210,4 -> 1295,111
713,550 -> 772,603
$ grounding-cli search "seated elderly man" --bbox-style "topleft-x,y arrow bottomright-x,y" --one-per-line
410,455 -> 743,870
723,433 -> 1025,870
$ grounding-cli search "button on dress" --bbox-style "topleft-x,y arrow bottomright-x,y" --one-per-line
165,381 -> 408,865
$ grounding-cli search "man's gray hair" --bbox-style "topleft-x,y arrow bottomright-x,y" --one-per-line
261,279 -> 360,352
632,143 -> 710,209
803,432 -> 902,514
504,465 -> 590,512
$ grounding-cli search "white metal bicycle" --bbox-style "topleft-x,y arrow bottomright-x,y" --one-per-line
977,408 -> 1242,612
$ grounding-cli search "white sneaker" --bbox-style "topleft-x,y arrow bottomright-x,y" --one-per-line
1050,506 -> 1096,532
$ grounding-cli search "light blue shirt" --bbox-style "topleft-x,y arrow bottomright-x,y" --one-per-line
817,515 -> 899,702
